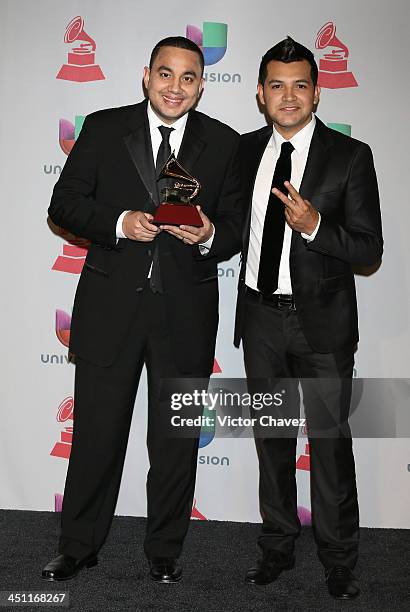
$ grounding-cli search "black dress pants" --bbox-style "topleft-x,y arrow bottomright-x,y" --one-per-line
58,286 -> 208,561
242,292 -> 359,569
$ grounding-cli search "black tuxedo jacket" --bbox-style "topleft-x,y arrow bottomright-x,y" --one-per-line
234,117 -> 383,353
49,100 -> 242,372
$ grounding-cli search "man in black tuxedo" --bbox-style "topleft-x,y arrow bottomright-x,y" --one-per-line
42,37 -> 241,583
234,38 -> 382,599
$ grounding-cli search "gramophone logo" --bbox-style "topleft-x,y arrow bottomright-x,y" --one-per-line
52,227 -> 89,275
50,396 -> 74,460
315,21 -> 358,89
186,22 -> 227,65
56,16 -> 105,82
52,242 -> 88,274
296,442 -> 311,471
59,116 -> 85,155
191,498 -> 207,520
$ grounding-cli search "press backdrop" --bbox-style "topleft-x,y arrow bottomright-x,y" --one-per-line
1,0 -> 409,528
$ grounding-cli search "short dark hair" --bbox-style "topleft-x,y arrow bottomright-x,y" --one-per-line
149,36 -> 204,75
258,36 -> 318,86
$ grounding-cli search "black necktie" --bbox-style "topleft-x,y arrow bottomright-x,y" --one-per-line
156,125 -> 174,180
150,126 -> 174,294
257,140 -> 294,296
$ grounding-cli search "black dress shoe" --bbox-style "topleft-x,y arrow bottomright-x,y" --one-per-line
326,566 -> 360,599
41,554 -> 98,581
245,552 -> 295,585
149,558 -> 182,583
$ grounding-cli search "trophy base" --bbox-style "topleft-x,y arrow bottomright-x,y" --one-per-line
153,203 -> 203,227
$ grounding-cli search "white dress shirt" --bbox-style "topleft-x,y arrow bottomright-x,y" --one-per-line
245,114 -> 320,294
116,102 -> 214,252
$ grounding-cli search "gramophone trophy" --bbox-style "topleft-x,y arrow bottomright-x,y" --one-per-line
153,155 -> 203,227
56,16 -> 105,82
315,21 -> 358,89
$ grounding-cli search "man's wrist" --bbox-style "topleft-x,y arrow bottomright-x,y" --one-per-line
302,212 -> 321,242
116,210 -> 130,239
199,223 -> 215,249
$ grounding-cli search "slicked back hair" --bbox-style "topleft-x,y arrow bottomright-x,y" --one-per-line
258,37 -> 318,86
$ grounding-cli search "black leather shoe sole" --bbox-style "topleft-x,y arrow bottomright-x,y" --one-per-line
330,591 -> 360,600
150,572 -> 182,584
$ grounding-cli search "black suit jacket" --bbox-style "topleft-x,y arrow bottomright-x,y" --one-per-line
49,100 -> 242,372
234,117 -> 383,353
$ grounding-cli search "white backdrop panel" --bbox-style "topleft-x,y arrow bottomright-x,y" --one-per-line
1,0 -> 409,529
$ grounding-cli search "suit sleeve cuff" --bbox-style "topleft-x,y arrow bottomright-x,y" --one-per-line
199,224 -> 215,254
301,212 -> 321,242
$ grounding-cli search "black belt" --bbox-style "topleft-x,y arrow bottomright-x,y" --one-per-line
246,286 -> 296,309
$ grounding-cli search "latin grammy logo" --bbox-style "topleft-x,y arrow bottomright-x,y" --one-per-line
51,228 -> 89,275
191,498 -> 207,520
315,21 -> 358,89
56,16 -> 105,82
296,442 -> 311,471
50,397 -> 74,460
52,243 -> 88,274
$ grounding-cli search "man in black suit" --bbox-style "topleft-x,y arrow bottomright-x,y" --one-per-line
234,37 -> 382,599
42,37 -> 241,583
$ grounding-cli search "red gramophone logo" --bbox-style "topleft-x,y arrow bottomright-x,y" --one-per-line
191,498 -> 207,520
296,423 -> 310,471
50,396 -> 74,460
296,442 -> 311,471
52,243 -> 87,274
315,21 -> 358,88
52,228 -> 89,274
56,16 -> 105,82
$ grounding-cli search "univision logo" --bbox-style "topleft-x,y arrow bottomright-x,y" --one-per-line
43,115 -> 85,176
59,116 -> 85,155
187,22 -> 227,65
327,122 -> 351,136
186,22 -> 241,84
40,309 -> 72,365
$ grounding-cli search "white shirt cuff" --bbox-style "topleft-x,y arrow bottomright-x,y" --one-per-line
199,224 -> 215,254
301,213 -> 321,242
116,210 -> 130,239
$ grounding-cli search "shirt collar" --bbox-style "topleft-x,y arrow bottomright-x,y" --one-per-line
271,113 -> 316,154
147,102 -> 188,134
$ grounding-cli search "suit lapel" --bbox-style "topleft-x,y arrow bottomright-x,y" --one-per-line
177,111 -> 206,172
123,101 -> 159,206
299,118 -> 333,198
242,126 -> 272,255
291,117 -> 334,251
123,106 -> 207,207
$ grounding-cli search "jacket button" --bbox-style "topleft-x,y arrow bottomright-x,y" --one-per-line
147,249 -> 152,257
